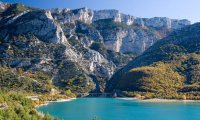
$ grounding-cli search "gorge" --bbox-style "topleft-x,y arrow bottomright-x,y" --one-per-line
0,1 -> 200,120
0,1 -> 191,94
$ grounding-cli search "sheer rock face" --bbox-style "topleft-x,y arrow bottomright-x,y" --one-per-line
0,10 -> 68,44
104,30 -> 128,52
142,17 -> 191,30
93,10 -> 122,23
122,28 -> 160,53
81,49 -> 115,78
101,28 -> 161,53
50,8 -> 190,54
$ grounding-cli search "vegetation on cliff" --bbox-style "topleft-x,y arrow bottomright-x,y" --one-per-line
107,23 -> 200,100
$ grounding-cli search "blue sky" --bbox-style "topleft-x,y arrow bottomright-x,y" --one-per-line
2,0 -> 199,23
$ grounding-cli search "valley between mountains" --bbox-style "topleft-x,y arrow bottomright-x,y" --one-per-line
0,1 -> 200,119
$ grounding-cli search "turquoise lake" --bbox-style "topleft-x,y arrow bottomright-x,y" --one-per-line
37,98 -> 200,120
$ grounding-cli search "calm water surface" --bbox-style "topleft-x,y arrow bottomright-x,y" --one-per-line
37,98 -> 200,120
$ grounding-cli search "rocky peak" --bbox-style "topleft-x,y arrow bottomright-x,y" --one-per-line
121,14 -> 135,25
77,7 -> 94,24
50,7 -> 93,24
0,1 -> 10,12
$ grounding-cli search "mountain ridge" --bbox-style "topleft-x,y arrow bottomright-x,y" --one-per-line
0,1 -> 192,94
1,1 -> 199,119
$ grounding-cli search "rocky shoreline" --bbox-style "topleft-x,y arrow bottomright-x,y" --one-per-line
35,98 -> 76,108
